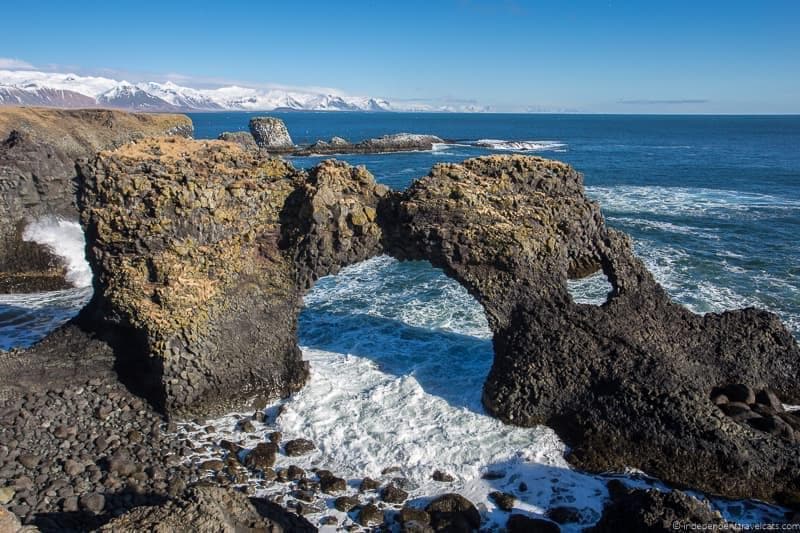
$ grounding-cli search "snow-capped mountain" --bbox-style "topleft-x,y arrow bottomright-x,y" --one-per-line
0,69 -> 460,112
96,82 -> 181,111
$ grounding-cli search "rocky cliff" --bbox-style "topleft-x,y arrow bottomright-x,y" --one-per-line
77,137 -> 308,417
9,138 -> 800,506
0,107 -> 192,292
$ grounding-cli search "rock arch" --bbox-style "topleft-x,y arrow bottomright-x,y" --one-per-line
21,136 -> 799,504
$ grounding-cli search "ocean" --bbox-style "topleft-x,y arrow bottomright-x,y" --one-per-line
2,112 -> 798,529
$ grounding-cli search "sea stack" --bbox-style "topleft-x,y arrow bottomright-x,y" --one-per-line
249,116 -> 294,151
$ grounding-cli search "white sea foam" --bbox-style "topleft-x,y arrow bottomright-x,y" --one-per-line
473,139 -> 567,152
587,185 -> 800,220
567,270 -> 613,305
182,256 -> 786,530
22,218 -> 93,288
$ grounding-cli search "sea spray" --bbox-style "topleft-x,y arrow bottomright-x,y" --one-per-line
22,217 -> 93,288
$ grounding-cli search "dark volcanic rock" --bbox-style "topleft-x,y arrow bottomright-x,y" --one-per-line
280,158 -> 388,289
587,480 -> 725,532
489,491 -> 514,511
100,485 -> 311,532
298,132 -> 444,155
381,154 -> 800,502
381,483 -> 408,504
244,443 -> 278,471
77,137 -> 309,417
249,116 -> 293,151
358,503 -> 384,526
0,107 -> 192,292
5,140 -> 798,509
283,439 -> 316,457
425,493 -> 481,531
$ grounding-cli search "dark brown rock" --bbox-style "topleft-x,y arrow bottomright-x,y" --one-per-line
587,480 -> 725,532
283,439 -> 315,457
244,442 -> 278,470
359,503 -> 384,526
425,493 -> 481,531
381,483 -> 408,504
489,491 -> 515,511
382,155 -> 800,502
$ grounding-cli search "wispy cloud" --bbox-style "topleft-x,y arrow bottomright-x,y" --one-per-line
619,99 -> 709,105
0,57 -> 35,70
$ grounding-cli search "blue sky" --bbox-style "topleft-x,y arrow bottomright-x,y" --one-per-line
1,0 -> 798,113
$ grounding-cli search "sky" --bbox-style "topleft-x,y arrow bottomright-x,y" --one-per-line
0,0 -> 798,113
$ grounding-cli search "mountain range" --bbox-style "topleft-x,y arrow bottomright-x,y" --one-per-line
0,69 -> 486,112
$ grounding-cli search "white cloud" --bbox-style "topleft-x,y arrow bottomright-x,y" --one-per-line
0,57 -> 34,70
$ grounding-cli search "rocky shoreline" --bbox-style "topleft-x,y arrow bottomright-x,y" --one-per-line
1,108 -> 799,531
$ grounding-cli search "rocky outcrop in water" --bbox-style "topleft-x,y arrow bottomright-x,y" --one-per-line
249,117 -> 294,151
587,480 -> 726,532
0,107 -> 192,292
297,133 -> 444,155
381,154 -> 800,503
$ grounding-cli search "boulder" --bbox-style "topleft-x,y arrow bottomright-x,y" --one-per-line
280,159 -> 388,288
217,131 -> 258,151
249,117 -> 293,151
283,439 -> 316,457
425,493 -> 481,531
99,485 -> 313,532
586,480 -> 725,532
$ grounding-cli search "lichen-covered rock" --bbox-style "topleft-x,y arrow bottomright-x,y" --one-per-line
0,107 -> 192,292
78,137 -> 308,417
217,131 -> 258,151
99,486 -> 313,532
280,159 -> 389,288
383,154 -> 800,502
249,117 -> 293,151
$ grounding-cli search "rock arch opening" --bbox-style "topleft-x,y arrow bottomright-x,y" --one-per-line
297,255 -> 493,412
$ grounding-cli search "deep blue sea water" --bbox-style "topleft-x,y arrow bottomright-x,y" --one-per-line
1,113 -> 798,528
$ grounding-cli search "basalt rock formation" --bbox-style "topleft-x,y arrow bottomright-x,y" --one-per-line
77,137 -> 309,417
249,117 -> 294,151
382,155 -> 800,503
0,107 -> 192,292
9,136 -> 800,507
297,133 -> 445,155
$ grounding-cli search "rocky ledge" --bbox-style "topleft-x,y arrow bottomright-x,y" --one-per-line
247,115 -> 445,156
3,135 -> 800,527
296,133 -> 445,155
0,107 -> 192,293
